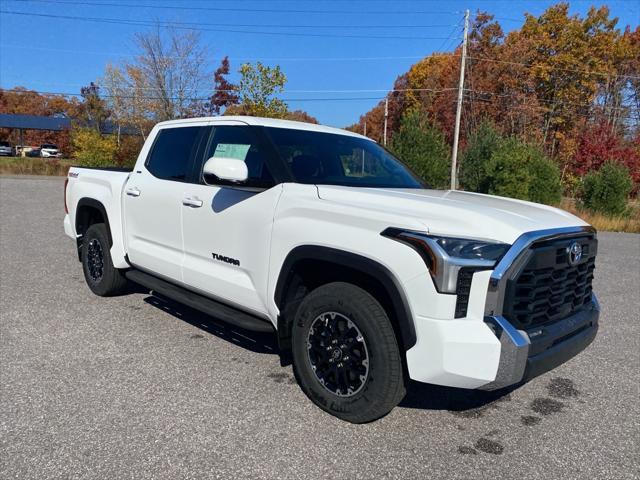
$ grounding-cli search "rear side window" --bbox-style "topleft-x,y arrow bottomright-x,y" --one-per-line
146,126 -> 203,181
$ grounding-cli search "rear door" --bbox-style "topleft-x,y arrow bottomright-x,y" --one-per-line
124,124 -> 209,282
181,124 -> 283,316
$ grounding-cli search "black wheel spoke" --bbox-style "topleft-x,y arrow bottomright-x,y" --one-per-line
86,238 -> 104,283
306,312 -> 369,398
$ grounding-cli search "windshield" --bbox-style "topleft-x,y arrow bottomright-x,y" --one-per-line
41,144 -> 58,149
0,141 -> 10,147
263,127 -> 424,188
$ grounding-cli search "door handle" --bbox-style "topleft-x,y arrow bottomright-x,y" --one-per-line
126,187 -> 141,197
182,196 -> 203,208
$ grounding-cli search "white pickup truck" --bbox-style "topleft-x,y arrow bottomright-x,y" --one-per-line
64,116 -> 599,423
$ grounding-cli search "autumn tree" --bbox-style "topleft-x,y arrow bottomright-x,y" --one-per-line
205,56 -> 239,115
78,82 -> 110,132
122,65 -> 155,140
232,62 -> 288,118
573,122 -> 640,191
0,88 -> 78,152
284,110 -> 319,124
101,64 -> 128,145
71,127 -> 118,167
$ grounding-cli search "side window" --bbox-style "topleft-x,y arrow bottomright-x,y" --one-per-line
203,126 -> 274,187
146,126 -> 203,182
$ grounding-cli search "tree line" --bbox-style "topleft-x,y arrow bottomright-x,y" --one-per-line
349,3 -> 639,206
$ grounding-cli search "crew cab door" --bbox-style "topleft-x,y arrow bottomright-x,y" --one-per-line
124,125 -> 209,282
181,124 -> 283,316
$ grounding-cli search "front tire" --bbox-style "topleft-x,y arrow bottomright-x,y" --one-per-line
291,282 -> 406,423
81,223 -> 128,296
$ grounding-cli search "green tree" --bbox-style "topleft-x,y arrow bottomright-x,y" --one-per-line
527,153 -> 563,204
581,162 -> 632,216
71,128 -> 118,167
235,62 -> 288,118
485,138 -> 562,204
460,120 -> 502,193
390,110 -> 450,188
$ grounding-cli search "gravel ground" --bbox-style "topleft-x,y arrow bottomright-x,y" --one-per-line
1,175 -> 639,480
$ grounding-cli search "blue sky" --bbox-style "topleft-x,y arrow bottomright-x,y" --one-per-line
0,0 -> 638,127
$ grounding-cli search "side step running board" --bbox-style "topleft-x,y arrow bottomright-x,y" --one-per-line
125,269 -> 274,333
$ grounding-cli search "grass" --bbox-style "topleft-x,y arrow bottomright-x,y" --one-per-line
559,198 -> 640,234
0,156 -> 74,176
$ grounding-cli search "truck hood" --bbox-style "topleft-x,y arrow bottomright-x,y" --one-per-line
316,186 -> 588,244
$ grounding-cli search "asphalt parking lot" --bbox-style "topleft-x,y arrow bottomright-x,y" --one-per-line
1,175 -> 639,479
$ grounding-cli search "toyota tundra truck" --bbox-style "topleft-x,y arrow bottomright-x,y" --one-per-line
63,116 -> 599,423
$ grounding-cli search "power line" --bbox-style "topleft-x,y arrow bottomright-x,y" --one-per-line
0,10 -> 455,40
434,18 -> 464,53
5,0 -> 460,15
0,11 -> 457,29
0,43 -> 456,62
465,88 -> 634,112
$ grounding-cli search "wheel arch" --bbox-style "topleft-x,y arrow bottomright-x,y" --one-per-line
75,198 -> 113,260
274,245 -> 417,355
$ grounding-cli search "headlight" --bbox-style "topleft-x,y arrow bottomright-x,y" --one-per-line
382,229 -> 510,293
431,236 -> 509,262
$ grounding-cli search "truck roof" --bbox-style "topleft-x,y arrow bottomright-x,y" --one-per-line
155,115 -> 373,141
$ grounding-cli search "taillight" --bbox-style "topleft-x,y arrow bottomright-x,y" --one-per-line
64,177 -> 69,214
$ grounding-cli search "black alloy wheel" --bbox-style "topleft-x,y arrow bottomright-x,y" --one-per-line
86,238 -> 105,284
306,312 -> 370,397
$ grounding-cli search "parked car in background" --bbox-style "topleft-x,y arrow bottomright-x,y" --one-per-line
40,144 -> 62,158
0,141 -> 13,156
26,148 -> 42,157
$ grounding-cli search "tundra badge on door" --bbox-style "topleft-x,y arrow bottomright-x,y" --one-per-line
212,253 -> 240,266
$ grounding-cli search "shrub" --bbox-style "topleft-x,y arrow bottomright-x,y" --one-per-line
580,162 -> 632,216
485,138 -> 562,205
390,110 -> 450,188
460,120 -> 502,193
71,128 -> 118,167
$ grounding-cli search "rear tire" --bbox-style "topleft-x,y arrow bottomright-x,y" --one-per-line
81,223 -> 128,296
291,282 -> 406,423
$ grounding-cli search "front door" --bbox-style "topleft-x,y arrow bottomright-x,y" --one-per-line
181,124 -> 283,317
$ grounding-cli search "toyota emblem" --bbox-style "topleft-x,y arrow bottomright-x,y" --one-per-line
567,242 -> 583,266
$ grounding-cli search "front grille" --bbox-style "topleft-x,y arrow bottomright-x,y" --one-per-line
503,235 -> 597,329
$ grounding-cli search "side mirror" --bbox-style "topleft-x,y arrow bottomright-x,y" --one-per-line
203,156 -> 248,184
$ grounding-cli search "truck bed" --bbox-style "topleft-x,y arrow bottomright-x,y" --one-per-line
65,166 -> 132,269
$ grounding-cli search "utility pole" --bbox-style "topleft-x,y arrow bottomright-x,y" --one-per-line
383,98 -> 388,146
450,9 -> 470,190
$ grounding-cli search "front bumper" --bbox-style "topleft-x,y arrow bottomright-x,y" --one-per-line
480,295 -> 599,390
404,226 -> 599,390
